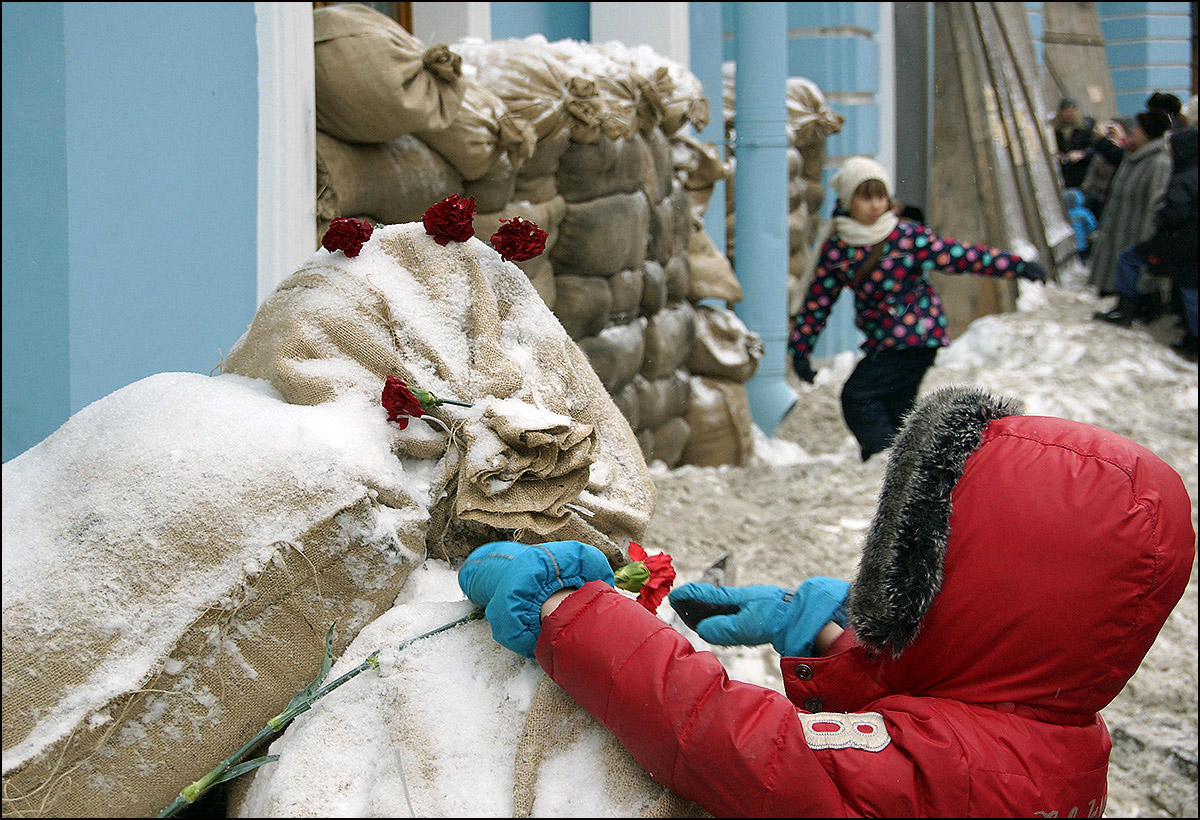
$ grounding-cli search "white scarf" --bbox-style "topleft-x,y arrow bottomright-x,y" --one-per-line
832,210 -> 899,248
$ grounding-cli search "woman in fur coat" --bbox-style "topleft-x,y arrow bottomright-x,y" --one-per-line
459,386 -> 1195,817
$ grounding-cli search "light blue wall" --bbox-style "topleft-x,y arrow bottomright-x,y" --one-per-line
491,1 -> 590,41
1097,1 -> 1192,115
2,2 -> 260,462
2,3 -> 71,460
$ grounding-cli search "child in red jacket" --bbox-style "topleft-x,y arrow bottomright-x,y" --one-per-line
459,385 -> 1194,818
789,156 -> 1046,461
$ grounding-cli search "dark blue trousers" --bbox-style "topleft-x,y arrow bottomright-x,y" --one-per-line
841,346 -> 939,461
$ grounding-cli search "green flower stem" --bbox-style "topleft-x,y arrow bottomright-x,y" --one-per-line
434,399 -> 473,408
157,607 -> 484,817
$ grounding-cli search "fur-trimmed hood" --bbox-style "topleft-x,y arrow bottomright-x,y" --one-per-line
846,386 -> 1194,716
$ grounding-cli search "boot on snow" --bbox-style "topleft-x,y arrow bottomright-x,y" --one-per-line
1093,294 -> 1137,326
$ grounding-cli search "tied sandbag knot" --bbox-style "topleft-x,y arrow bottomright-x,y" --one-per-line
423,44 -> 463,82
633,75 -> 667,132
564,75 -> 603,141
497,113 -> 538,167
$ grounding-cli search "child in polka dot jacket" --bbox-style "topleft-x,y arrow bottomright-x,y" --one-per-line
789,156 -> 1046,461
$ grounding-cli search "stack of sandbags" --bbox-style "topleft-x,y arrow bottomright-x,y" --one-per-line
722,68 -> 844,317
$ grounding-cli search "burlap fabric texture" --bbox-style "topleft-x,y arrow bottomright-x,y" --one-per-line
222,222 -> 654,563
1,372 -> 430,817
314,3 -> 465,144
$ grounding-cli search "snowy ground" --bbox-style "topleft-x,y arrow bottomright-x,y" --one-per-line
643,270 -> 1198,818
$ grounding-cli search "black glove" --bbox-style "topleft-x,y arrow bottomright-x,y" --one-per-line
1021,260 -> 1047,282
792,354 -> 816,384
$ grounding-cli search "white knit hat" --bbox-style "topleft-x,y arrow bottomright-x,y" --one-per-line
831,156 -> 892,204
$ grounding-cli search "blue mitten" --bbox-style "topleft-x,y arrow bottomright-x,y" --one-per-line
669,577 -> 850,657
458,540 -> 615,658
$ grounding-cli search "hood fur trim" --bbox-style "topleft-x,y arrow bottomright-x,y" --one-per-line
846,386 -> 1024,656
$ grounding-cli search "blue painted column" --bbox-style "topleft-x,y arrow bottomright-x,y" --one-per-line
688,1 -> 727,255
731,2 -> 796,433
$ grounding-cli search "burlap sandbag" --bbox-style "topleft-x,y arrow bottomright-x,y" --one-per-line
641,300 -> 696,381
555,134 -> 649,203
474,196 -> 567,308
635,371 -> 692,432
577,319 -> 647,394
643,127 -> 675,203
462,153 -> 517,214
663,254 -> 691,303
608,267 -> 645,323
548,40 -> 645,141
316,130 -> 464,227
687,224 -> 743,304
552,275 -> 613,340
688,304 -> 765,383
551,191 -> 650,278
222,222 -> 653,562
640,259 -> 668,317
600,41 -> 710,136
416,78 -> 537,181
225,580 -> 709,818
455,38 -> 602,144
647,183 -> 691,266
681,376 -> 755,467
314,4 -> 465,144
611,380 -> 641,432
1,372 -> 432,818
648,416 -> 692,468
673,131 -> 726,192
786,75 -> 845,152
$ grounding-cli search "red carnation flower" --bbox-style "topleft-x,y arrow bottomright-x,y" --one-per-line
422,194 -> 477,246
489,217 -> 547,262
381,375 -> 426,430
321,217 -> 374,258
615,542 -> 676,612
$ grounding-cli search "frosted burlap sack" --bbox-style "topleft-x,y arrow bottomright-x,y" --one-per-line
600,41 -> 711,136
227,561 -> 709,818
1,373 -> 435,817
314,4 -> 465,144
687,304 -> 764,383
222,222 -> 653,562
786,76 -> 845,152
681,376 -> 754,467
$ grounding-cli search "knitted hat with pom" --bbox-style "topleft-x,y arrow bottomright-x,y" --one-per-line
831,156 -> 892,204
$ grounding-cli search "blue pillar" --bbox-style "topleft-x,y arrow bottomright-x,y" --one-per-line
688,1 -> 727,255
731,2 -> 796,433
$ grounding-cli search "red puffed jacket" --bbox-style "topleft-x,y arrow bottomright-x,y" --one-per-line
536,387 -> 1195,818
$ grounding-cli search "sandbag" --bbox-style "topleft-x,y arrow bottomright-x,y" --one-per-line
474,197 -> 567,308
686,224 -> 743,304
608,267 -> 645,324
601,41 -> 711,136
663,254 -> 691,302
1,372 -> 431,818
551,192 -> 650,278
455,38 -> 601,144
462,153 -> 518,214
681,376 -> 754,467
226,564 -> 709,818
688,304 -> 764,383
647,182 -> 690,266
674,131 -> 726,192
635,370 -> 692,431
555,134 -> 649,203
644,127 -> 676,203
548,40 -> 644,141
786,76 -> 845,153
553,275 -> 612,340
316,131 -> 464,227
611,380 -> 641,432
416,78 -> 537,181
577,319 -> 647,393
520,255 -> 556,309
314,4 -> 466,144
222,222 -> 652,561
640,259 -> 668,317
641,300 -> 697,380
649,416 -> 691,468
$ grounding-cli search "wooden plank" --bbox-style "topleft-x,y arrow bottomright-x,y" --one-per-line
1041,2 -> 1117,122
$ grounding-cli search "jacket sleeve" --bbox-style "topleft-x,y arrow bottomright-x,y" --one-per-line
789,242 -> 845,358
535,582 -> 969,818
916,224 -> 1032,279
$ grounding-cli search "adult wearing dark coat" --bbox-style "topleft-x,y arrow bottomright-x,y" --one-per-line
1087,110 -> 1172,296
1052,98 -> 1097,189
1137,128 -> 1198,357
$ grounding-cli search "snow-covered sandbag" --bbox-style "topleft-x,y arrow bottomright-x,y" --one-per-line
576,320 -> 647,393
415,78 -> 537,181
315,131 -> 464,226
228,560 -> 708,818
555,134 -> 649,203
222,222 -> 652,561
600,42 -> 710,136
785,76 -> 845,152
1,373 -> 434,817
634,371 -> 692,432
648,416 -> 692,468
687,304 -> 764,383
554,275 -> 614,339
314,4 -> 465,144
473,195 -> 568,306
608,267 -> 645,323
